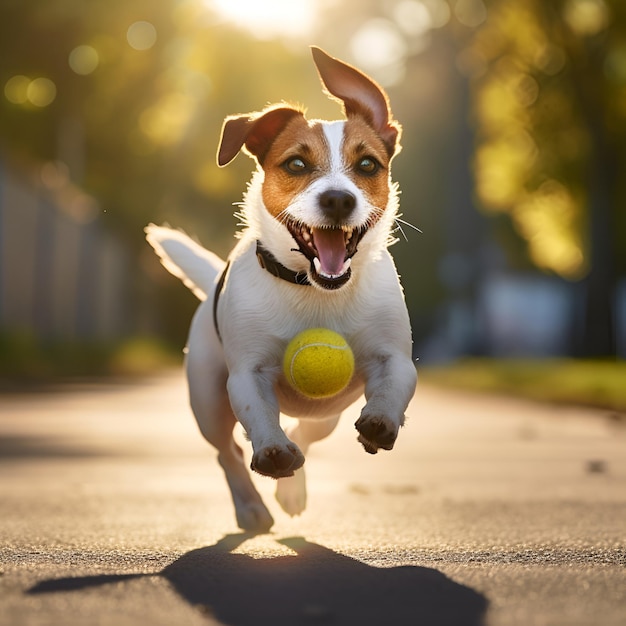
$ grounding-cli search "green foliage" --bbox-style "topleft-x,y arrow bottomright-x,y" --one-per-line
0,1 -> 318,252
0,332 -> 181,382
422,358 -> 626,411
469,0 -> 626,279
2,0 -> 624,359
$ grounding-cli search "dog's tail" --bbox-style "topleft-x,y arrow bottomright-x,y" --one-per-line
145,224 -> 225,301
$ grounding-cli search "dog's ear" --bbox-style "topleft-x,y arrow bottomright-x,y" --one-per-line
311,46 -> 401,158
217,105 -> 304,167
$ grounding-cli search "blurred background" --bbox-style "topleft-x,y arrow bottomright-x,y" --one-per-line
0,0 -> 624,406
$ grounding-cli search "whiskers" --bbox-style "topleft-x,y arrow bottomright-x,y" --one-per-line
393,215 -> 422,242
367,206 -> 422,246
236,197 -> 421,251
233,202 -> 248,229
275,207 -> 294,227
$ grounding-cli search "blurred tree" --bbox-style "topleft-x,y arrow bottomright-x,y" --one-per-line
0,0 -> 319,343
0,0 -> 315,248
5,0 -> 622,357
469,0 -> 626,356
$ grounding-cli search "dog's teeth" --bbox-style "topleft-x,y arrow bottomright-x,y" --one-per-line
342,227 -> 354,242
339,258 -> 351,276
312,257 -> 351,279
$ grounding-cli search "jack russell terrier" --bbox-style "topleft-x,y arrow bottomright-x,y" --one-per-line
146,47 -> 417,532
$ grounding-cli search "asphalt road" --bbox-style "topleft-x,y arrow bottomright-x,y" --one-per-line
1,372 -> 624,625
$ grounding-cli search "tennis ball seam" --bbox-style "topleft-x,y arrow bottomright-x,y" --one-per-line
288,342 -> 351,387
283,329 -> 355,399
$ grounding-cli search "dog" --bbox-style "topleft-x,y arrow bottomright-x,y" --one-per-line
145,47 -> 417,532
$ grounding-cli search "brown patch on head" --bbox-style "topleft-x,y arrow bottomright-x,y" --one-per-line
260,117 -> 330,217
217,106 -> 305,167
342,116 -> 393,218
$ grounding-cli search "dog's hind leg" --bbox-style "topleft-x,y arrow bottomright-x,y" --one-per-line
187,302 -> 274,533
275,414 -> 340,517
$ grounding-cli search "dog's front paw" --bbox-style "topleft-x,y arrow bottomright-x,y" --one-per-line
251,443 -> 305,479
355,413 -> 399,454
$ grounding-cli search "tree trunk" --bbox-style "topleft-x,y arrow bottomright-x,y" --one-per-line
578,120 -> 617,357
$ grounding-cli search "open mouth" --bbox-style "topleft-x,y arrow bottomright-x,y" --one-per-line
286,220 -> 368,289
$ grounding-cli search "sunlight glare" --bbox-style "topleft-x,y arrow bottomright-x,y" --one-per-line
127,21 -> 157,51
4,75 -> 30,105
27,78 -> 56,107
208,0 -> 318,39
69,45 -> 100,75
350,19 -> 408,86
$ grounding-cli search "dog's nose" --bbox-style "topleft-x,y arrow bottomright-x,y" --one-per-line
319,190 -> 356,223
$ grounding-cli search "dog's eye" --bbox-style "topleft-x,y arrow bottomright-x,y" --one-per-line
284,157 -> 308,174
357,157 -> 379,175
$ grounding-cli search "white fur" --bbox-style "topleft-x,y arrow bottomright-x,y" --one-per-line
145,224 -> 225,300
284,121 -> 373,230
145,121 -> 417,532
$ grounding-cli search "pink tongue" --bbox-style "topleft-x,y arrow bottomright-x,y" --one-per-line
312,228 -> 347,276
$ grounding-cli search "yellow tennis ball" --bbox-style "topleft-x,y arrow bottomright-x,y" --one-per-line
283,328 -> 355,399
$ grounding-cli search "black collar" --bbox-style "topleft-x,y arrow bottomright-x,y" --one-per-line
256,241 -> 312,286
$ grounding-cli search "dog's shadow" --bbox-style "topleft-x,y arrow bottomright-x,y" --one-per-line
28,534 -> 487,625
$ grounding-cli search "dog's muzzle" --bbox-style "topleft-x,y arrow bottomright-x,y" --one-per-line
286,219 -> 368,290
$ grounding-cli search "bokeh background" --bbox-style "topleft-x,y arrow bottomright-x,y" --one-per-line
1,0 -> 625,405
